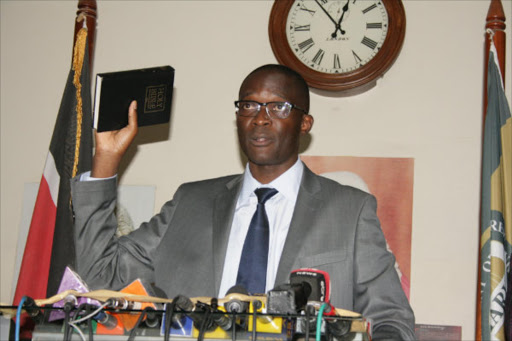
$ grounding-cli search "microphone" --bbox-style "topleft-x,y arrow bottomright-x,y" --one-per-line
210,298 -> 232,331
321,303 -> 353,339
170,295 -> 217,333
107,297 -> 143,311
250,299 -> 277,326
20,296 -> 43,325
49,266 -> 101,321
47,267 -> 126,335
223,285 -> 250,330
94,310 -> 119,330
289,268 -> 331,303
289,268 -> 332,337
191,301 -> 217,333
115,279 -> 158,331
291,268 -> 353,339
144,307 -> 160,328
170,294 -> 195,329
267,282 -> 312,314
162,295 -> 194,340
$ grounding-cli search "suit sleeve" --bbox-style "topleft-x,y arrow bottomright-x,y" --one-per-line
353,194 -> 416,340
70,175 -> 176,290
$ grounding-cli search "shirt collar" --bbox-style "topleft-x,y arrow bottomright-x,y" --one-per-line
238,158 -> 304,206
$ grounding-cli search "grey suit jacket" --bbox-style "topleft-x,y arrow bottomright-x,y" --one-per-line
71,165 -> 415,339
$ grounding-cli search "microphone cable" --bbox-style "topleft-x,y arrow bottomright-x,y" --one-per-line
251,300 -> 260,341
127,306 -> 155,341
62,297 -> 76,341
66,302 -> 102,341
304,304 -> 313,341
67,303 -> 93,341
83,304 -> 95,341
195,302 -> 212,341
164,296 -> 179,341
14,296 -> 28,341
67,300 -> 110,341
14,296 -> 41,341
316,303 -> 329,341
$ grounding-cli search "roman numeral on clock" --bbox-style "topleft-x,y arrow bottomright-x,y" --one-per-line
298,38 -> 315,52
352,50 -> 362,64
333,54 -> 341,69
361,36 -> 378,49
312,49 -> 325,65
362,3 -> 377,14
294,24 -> 311,31
299,3 -> 316,16
366,22 -> 382,29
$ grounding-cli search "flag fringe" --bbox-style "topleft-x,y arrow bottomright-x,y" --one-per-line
71,28 -> 87,179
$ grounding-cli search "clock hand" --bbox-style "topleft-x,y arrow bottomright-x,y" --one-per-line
333,0 -> 350,37
313,0 -> 338,28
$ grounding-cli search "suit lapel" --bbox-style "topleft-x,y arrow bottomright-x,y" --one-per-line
275,166 -> 324,285
212,176 -> 243,294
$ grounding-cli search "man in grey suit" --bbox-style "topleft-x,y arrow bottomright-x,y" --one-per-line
71,64 -> 415,340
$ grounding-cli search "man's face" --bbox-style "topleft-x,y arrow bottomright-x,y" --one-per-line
236,70 -> 313,178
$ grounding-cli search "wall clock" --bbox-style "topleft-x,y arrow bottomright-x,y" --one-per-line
269,0 -> 406,94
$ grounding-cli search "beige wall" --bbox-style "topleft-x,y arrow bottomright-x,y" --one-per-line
1,1 -> 511,339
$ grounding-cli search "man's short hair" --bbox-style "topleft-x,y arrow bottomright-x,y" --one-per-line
243,64 -> 310,113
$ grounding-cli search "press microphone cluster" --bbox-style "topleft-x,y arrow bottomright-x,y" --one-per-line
29,266 -> 361,340
244,268 -> 355,341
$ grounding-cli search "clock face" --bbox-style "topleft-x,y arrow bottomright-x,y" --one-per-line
285,0 -> 389,74
269,0 -> 405,93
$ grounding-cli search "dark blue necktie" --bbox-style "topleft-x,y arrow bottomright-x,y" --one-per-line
236,187 -> 278,294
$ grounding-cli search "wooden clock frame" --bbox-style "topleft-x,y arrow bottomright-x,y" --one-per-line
269,0 -> 406,94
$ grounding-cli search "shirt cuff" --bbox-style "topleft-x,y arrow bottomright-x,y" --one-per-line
80,171 -> 117,182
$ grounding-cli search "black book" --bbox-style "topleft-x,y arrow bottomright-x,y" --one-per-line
93,65 -> 175,132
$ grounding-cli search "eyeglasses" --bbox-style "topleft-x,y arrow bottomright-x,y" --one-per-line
234,100 -> 307,119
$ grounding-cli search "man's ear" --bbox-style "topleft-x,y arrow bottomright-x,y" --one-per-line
300,114 -> 314,134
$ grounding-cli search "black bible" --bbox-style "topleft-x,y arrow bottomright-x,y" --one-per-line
93,65 -> 174,132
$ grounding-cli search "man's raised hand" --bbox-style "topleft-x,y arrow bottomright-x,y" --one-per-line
91,100 -> 138,178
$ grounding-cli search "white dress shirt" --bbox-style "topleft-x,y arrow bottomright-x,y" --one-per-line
218,158 -> 304,297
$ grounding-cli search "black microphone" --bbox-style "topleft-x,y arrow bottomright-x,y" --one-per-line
267,282 -> 312,314
21,296 -> 44,324
170,295 -> 195,329
223,285 -> 250,330
290,269 -> 353,339
289,268 -> 333,337
224,286 -> 249,311
322,303 -> 353,339
171,295 -> 217,333
289,268 -> 331,303
192,301 -> 216,333
144,307 -> 160,328
210,298 -> 232,331
94,310 -> 120,330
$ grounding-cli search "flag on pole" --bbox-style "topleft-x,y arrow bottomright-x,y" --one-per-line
13,27 -> 92,308
479,41 -> 512,341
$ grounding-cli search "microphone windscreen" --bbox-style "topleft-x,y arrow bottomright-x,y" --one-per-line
49,266 -> 101,321
267,282 -> 311,314
226,285 -> 249,295
174,295 -> 194,311
224,285 -> 249,314
290,268 -> 330,302
116,278 -> 157,331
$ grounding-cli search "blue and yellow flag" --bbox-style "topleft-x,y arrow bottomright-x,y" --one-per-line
479,41 -> 512,341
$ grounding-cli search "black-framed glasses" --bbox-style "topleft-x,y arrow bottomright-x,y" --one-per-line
234,100 -> 308,119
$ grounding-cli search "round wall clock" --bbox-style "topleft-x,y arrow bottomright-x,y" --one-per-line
269,0 -> 406,94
